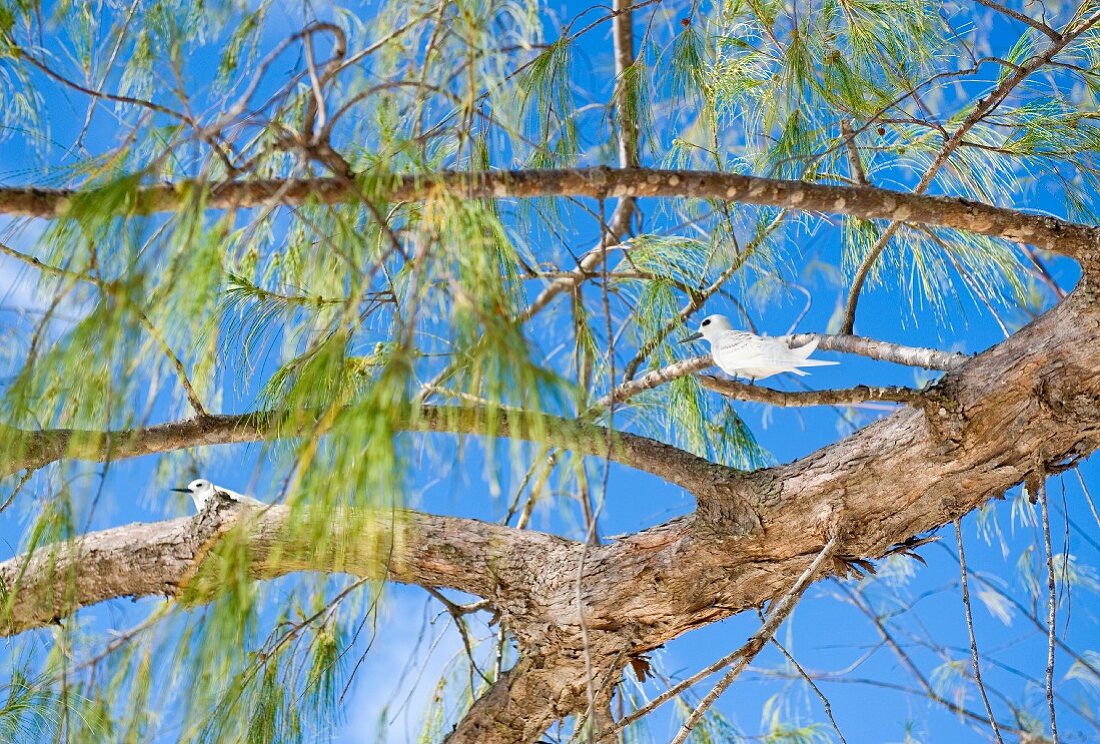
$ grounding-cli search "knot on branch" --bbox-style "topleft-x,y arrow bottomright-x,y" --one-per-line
693,472 -> 771,535
1035,366 -> 1100,428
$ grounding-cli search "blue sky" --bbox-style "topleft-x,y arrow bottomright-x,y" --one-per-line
1,1 -> 1099,742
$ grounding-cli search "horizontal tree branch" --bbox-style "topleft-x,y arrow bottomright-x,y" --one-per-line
4,405 -> 724,493
696,376 -> 933,408
0,499 -> 571,637
790,334 -> 969,371
5,168 -> 1098,263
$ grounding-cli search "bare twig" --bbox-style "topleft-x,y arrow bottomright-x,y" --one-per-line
840,120 -> 869,186
972,0 -> 1062,40
425,586 -> 492,685
765,630 -> 849,744
954,519 -> 1004,744
840,582 -> 1019,731
1038,476 -> 1060,743
1021,244 -> 1067,300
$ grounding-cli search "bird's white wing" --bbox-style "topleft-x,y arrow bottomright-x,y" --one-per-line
712,333 -> 835,378
712,334 -> 788,377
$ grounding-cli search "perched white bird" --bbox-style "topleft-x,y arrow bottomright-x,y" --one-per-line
682,314 -> 837,381
171,478 -> 264,511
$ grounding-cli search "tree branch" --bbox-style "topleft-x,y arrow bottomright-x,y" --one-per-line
0,500 -> 571,637
669,536 -> 839,744
4,405 -> 725,493
6,286 -> 1100,741
696,376 -> 933,408
5,169 -> 1098,263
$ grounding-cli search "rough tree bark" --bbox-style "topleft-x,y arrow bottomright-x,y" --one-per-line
2,177 -> 1099,741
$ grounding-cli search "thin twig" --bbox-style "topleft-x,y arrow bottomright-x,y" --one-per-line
839,12 -> 1098,333
424,587 -> 492,685
954,519 -> 1004,744
1074,467 -> 1100,531
840,582 -> 1019,730
0,241 -> 208,416
1021,244 -> 1067,300
972,0 -> 1062,40
1038,476 -> 1060,743
765,630 -> 849,744
840,120 -> 869,186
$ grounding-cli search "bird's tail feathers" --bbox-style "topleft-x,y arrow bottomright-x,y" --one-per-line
795,358 -> 838,367
791,337 -> 820,357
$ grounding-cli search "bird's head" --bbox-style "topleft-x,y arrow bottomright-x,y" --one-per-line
170,478 -> 215,500
680,314 -> 734,344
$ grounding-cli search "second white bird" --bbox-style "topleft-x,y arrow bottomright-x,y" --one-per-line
171,478 -> 265,511
682,314 -> 837,381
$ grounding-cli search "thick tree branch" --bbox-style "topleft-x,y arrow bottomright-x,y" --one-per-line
5,169 -> 1099,263
0,500 -> 570,637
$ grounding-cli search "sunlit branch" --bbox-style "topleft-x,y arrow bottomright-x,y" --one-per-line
972,0 -> 1062,40
765,632 -> 849,744
4,169 -> 1098,263
603,537 -> 839,742
0,501 -> 570,636
696,377 -> 932,408
954,519 -> 1004,744
1038,476 -> 1061,743
840,583 -> 1024,732
669,536 -> 839,744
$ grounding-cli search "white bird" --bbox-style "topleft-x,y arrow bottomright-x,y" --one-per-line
170,478 -> 264,511
682,314 -> 837,381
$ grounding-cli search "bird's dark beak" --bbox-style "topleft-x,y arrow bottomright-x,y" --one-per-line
679,332 -> 703,344
170,487 -> 190,493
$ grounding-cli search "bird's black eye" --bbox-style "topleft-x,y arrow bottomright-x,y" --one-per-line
702,319 -> 711,326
